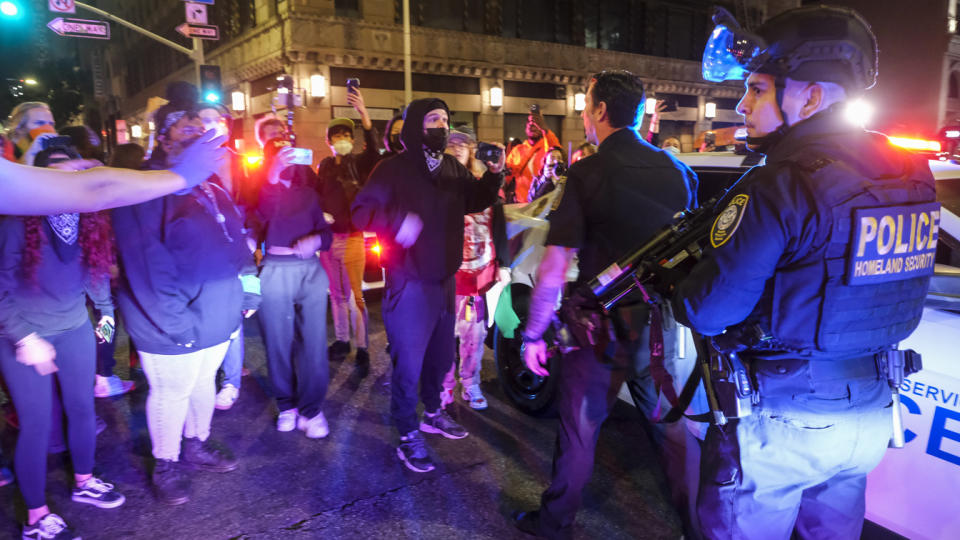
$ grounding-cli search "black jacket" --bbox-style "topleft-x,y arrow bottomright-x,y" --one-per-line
351,98 -> 502,282
316,127 -> 381,234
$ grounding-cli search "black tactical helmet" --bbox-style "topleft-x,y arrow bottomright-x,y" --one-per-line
703,6 -> 878,92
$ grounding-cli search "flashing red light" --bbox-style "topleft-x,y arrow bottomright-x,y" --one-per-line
371,242 -> 381,255
887,136 -> 941,153
244,153 -> 263,166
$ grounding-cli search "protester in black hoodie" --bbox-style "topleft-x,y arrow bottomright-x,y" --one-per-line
113,83 -> 255,506
352,98 -> 504,473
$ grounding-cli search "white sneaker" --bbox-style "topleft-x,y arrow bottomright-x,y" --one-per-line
297,411 -> 329,439
215,384 -> 239,410
276,409 -> 299,432
461,384 -> 488,410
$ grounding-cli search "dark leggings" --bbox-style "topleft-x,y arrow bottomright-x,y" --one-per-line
0,323 -> 96,509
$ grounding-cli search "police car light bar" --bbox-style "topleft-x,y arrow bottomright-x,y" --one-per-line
887,136 -> 942,153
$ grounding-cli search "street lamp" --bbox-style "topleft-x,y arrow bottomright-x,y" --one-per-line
309,74 -> 326,98
231,91 -> 247,112
490,86 -> 503,109
705,102 -> 717,119
574,91 -> 586,112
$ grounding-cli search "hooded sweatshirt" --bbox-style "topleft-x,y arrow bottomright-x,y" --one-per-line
112,181 -> 252,355
351,98 -> 502,282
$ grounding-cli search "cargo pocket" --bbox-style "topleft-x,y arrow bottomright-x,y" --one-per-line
697,421 -> 741,532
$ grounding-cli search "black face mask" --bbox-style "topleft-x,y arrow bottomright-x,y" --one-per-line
423,127 -> 448,153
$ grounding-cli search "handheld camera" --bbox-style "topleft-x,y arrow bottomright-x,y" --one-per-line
475,142 -> 503,163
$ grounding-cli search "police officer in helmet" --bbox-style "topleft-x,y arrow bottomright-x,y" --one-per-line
674,6 -> 939,539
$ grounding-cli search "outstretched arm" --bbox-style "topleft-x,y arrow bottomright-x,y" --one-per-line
0,131 -> 228,215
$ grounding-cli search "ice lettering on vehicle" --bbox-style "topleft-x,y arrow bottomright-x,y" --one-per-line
898,378 -> 960,465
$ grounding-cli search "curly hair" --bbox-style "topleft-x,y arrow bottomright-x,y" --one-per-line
21,212 -> 116,286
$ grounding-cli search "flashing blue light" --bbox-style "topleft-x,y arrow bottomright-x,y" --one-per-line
204,92 -> 220,103
0,1 -> 19,17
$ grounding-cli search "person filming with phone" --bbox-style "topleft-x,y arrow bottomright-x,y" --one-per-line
506,104 -> 560,203
316,79 -> 383,376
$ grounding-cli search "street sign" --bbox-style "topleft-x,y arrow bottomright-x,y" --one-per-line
48,0 -> 75,14
47,17 -> 110,39
185,2 -> 207,25
176,22 -> 218,40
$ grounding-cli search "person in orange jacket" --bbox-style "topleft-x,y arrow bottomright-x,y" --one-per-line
505,109 -> 560,203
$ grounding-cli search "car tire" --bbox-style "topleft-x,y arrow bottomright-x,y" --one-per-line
493,324 -> 559,417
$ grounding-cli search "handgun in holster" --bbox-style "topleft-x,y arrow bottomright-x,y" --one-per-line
875,349 -> 922,448
709,349 -> 756,421
555,288 -> 612,355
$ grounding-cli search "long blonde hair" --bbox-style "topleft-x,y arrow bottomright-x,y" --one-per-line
7,102 -> 51,144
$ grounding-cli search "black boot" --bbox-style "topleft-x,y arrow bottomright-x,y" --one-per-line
355,348 -> 370,378
182,437 -> 238,473
329,340 -> 351,360
153,459 -> 190,505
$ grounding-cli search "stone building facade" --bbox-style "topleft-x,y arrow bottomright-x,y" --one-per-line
99,0 -> 799,160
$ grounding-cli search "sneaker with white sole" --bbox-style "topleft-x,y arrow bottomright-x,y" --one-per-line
94,374 -> 135,398
461,384 -> 488,410
277,409 -> 298,432
21,513 -> 77,540
397,430 -> 434,473
71,476 -> 126,509
215,384 -> 239,410
297,411 -> 329,439
420,409 -> 468,439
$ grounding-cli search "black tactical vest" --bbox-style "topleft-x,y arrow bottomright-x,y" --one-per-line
760,137 -> 938,356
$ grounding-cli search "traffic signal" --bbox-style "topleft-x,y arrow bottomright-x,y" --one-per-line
199,64 -> 222,103
0,1 -> 22,19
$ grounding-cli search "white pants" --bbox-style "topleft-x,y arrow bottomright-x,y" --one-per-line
139,341 -> 230,461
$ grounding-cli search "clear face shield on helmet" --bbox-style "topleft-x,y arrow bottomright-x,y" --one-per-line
701,8 -> 768,83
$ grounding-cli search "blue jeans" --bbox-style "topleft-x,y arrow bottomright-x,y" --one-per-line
219,324 -> 244,389
697,364 -> 892,540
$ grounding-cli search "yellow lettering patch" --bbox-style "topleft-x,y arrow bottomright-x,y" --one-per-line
710,194 -> 749,248
848,202 -> 941,285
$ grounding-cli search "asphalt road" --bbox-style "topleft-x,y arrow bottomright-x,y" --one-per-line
0,296 -> 683,539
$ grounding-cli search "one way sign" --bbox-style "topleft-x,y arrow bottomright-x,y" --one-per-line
176,22 -> 219,40
47,17 -> 110,40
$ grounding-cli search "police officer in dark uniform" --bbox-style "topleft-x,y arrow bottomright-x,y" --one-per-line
674,7 -> 939,539
513,70 -> 697,539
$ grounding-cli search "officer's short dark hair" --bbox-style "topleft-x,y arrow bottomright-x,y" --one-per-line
589,70 -> 646,129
